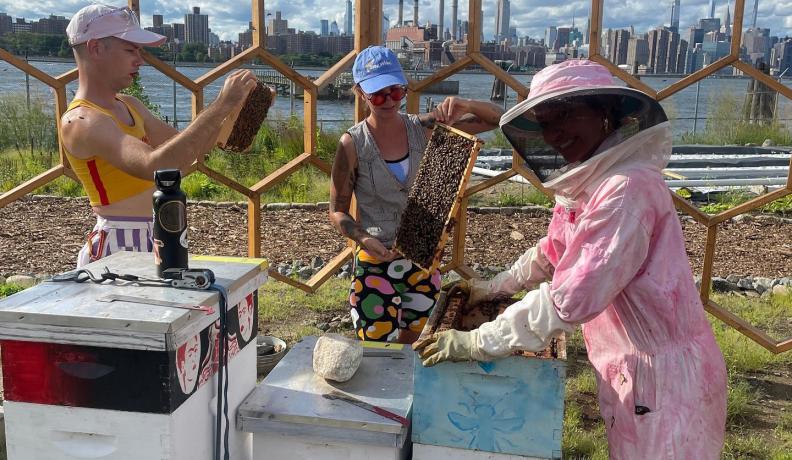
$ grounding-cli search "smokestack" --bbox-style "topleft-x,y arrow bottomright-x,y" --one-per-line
752,0 -> 758,28
414,0 -> 419,26
452,0 -> 458,40
398,0 -> 403,26
439,0 -> 444,38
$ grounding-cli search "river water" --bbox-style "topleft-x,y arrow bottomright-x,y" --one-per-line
2,59 -> 792,139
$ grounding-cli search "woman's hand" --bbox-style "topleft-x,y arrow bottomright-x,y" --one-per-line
431,97 -> 471,126
361,236 -> 398,262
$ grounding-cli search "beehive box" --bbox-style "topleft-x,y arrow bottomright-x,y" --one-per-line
412,288 -> 565,459
217,81 -> 274,152
394,124 -> 482,272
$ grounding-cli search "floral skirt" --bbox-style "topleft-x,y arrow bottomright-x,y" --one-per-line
349,248 -> 441,341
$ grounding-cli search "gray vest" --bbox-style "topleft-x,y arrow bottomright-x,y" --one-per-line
347,113 -> 427,248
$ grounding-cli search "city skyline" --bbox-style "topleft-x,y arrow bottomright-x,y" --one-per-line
1,0 -> 791,44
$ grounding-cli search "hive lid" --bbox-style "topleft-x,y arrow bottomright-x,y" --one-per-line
0,252 -> 268,351
238,336 -> 414,446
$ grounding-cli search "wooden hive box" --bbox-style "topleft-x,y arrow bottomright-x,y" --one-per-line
412,287 -> 566,460
394,123 -> 482,272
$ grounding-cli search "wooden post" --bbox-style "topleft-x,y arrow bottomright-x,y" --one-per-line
588,0 -> 603,57
252,0 -> 265,49
247,195 -> 261,257
54,86 -> 70,167
467,0 -> 482,54
191,89 -> 204,119
304,86 -> 318,154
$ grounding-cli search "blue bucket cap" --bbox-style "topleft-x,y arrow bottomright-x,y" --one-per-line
352,46 -> 408,94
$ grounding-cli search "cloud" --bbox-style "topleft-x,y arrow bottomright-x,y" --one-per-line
0,0 -> 790,42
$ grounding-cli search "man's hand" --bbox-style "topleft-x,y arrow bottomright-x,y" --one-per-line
217,69 -> 258,109
361,236 -> 398,262
413,329 -> 493,367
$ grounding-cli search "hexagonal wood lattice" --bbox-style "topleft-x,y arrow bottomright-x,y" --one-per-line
0,0 -> 789,353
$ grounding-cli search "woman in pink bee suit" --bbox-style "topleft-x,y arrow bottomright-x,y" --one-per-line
414,60 -> 727,458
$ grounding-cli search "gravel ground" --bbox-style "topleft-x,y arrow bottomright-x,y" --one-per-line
1,196 -> 791,279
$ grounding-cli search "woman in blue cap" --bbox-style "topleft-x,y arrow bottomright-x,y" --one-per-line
329,46 -> 503,343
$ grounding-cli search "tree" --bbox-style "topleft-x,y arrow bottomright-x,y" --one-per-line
120,75 -> 161,119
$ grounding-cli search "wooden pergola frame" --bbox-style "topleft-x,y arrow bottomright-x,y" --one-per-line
0,0 -> 789,353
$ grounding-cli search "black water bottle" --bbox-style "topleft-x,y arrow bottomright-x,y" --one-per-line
153,169 -> 188,278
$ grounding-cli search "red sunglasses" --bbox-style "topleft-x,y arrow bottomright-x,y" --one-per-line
365,85 -> 407,106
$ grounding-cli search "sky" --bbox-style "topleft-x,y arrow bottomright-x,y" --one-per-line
1,0 -> 791,43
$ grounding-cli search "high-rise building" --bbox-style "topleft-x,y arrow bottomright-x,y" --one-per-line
173,23 -> 185,42
451,0 -> 458,40
723,4 -> 731,37
688,26 -> 705,48
320,19 -> 329,36
330,21 -> 340,37
709,0 -> 716,18
627,36 -> 650,67
648,27 -> 670,73
438,0 -> 444,40
670,0 -> 680,33
185,6 -> 209,44
743,27 -> 771,65
0,13 -> 12,36
33,14 -> 69,35
772,39 -> 792,72
268,11 -> 288,35
153,14 -> 163,28
495,0 -> 510,42
545,26 -> 557,50
751,0 -> 759,28
556,27 -> 571,49
698,17 -> 720,34
239,22 -> 253,48
609,29 -> 630,65
345,0 -> 353,36
665,31 -> 680,72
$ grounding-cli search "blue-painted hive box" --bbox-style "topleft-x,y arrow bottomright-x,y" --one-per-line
413,288 -> 566,459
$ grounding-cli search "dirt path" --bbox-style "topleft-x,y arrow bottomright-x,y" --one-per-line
1,196 -> 791,279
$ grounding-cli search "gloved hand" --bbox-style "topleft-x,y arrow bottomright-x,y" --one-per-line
442,278 -> 496,306
412,329 -> 495,367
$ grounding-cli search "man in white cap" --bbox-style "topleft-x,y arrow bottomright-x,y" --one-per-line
61,4 -> 257,267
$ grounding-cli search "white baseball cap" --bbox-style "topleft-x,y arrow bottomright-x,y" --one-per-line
67,4 -> 166,46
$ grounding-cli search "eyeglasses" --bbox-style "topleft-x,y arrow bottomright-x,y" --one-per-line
365,85 -> 407,106
82,7 -> 140,34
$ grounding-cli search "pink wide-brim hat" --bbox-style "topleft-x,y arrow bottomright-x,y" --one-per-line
500,59 -> 662,130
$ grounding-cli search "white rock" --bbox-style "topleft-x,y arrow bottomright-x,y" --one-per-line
0,274 -> 6,284
510,230 -> 524,241
772,285 -> 789,296
312,334 -> 362,382
6,275 -> 36,288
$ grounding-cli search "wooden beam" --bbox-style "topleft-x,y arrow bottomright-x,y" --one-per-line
252,0 -> 265,49
0,48 -> 61,88
0,165 -> 65,208
250,152 -> 312,193
710,187 -> 791,225
191,90 -> 204,119
589,55 -> 657,97
247,195 -> 262,257
406,90 -> 421,115
196,163 -> 255,198
141,51 -> 198,91
463,169 -> 518,198
777,337 -> 792,354
56,68 -> 79,85
588,0 -> 603,56
128,0 -> 140,17
513,163 -> 552,195
306,247 -> 354,291
267,270 -> 314,293
54,86 -> 69,166
314,51 -> 357,89
705,300 -> 779,353
699,225 -> 717,303
410,56 -> 473,92
304,86 -> 318,154
670,191 -> 711,226
656,55 -> 737,100
452,196 -> 469,268
454,263 -> 479,280
730,0 -> 746,57
354,0 -> 368,51
467,0 -> 482,54
306,154 -> 332,176
733,60 -> 792,101
194,47 -> 260,88
256,49 -> 315,90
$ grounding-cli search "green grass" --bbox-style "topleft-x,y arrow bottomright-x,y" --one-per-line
0,284 -> 25,297
468,180 -> 554,208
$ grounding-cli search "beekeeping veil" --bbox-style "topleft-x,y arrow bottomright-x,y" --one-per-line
500,60 -> 668,183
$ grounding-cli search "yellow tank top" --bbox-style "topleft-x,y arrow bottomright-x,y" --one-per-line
64,98 -> 155,206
